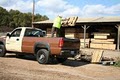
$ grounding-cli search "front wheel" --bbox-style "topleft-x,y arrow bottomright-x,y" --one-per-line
36,49 -> 49,64
0,45 -> 6,57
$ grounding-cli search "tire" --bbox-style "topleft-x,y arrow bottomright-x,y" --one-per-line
0,45 -> 6,57
36,49 -> 49,64
56,57 -> 67,63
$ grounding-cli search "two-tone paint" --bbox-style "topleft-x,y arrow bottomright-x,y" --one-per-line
0,27 -> 80,56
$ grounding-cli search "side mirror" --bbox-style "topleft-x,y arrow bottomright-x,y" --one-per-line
6,33 -> 11,37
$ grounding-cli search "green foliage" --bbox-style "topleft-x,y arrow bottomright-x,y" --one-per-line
0,6 -> 10,27
114,57 -> 120,67
0,6 -> 49,31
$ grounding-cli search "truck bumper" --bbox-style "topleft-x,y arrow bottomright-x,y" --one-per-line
60,49 -> 79,57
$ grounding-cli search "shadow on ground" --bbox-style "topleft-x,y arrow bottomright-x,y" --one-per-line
62,59 -> 90,67
5,53 -> 36,61
5,53 -> 89,67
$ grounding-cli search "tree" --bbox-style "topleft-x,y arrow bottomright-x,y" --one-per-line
0,6 -> 49,30
0,6 -> 10,27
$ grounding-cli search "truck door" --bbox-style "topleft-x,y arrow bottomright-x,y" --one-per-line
6,29 -> 23,52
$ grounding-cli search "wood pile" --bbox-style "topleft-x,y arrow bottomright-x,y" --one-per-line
75,33 -> 89,38
62,16 -> 78,26
65,28 -> 76,39
90,33 -> 116,50
80,39 -> 90,48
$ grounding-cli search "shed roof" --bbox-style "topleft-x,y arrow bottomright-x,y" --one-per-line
33,16 -> 120,24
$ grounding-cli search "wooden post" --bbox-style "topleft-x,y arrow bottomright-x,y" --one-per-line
117,25 -> 120,51
81,25 -> 90,48
32,0 -> 35,28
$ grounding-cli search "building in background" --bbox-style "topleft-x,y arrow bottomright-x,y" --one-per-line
33,16 -> 120,51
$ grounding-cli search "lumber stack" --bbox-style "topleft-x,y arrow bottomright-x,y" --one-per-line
75,33 -> 89,38
65,28 -> 76,38
80,39 -> 90,48
65,33 -> 75,39
90,33 -> 116,50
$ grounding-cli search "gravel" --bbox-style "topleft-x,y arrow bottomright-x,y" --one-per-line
0,53 -> 120,80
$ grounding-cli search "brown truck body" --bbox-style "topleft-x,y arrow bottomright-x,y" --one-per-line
0,27 -> 80,64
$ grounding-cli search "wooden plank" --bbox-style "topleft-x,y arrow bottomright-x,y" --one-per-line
67,17 -> 78,26
91,50 -> 103,63
65,33 -> 75,38
90,43 -> 103,49
90,43 -> 116,50
91,39 -> 115,42
93,33 -> 110,36
94,35 -> 107,39
91,39 -> 114,44
80,42 -> 89,48
62,16 -> 78,26
102,44 -> 116,50
80,39 -> 90,43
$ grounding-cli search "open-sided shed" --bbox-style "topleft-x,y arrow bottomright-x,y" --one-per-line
33,16 -> 120,51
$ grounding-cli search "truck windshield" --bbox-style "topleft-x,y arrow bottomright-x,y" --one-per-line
24,29 -> 44,37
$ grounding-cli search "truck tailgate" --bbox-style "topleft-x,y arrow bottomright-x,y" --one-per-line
63,38 -> 80,49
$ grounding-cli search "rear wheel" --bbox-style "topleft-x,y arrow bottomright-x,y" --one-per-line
0,45 -> 6,57
56,57 -> 67,63
36,49 -> 49,64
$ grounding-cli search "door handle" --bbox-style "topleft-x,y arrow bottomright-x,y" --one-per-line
16,39 -> 19,41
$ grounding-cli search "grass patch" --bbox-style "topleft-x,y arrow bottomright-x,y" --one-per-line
114,57 -> 120,67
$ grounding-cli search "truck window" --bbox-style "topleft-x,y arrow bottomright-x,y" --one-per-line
10,29 -> 22,37
24,29 -> 44,37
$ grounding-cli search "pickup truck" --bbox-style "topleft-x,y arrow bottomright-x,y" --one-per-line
0,27 -> 80,64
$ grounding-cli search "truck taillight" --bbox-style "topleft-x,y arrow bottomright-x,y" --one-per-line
59,38 -> 64,47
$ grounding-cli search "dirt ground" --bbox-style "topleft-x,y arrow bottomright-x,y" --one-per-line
0,53 -> 120,80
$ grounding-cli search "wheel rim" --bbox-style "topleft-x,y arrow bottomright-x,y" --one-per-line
38,53 -> 46,63
0,48 -> 3,54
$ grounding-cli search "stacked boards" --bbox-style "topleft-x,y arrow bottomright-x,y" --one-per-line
90,33 -> 116,50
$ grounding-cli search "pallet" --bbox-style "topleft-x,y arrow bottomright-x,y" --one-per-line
91,50 -> 103,63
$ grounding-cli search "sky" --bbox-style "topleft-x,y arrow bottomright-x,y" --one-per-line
0,0 -> 120,19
